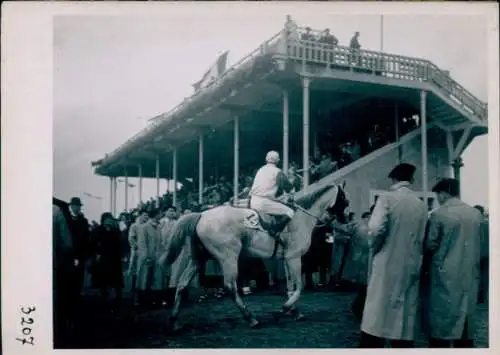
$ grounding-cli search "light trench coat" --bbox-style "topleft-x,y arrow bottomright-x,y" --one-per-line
136,219 -> 163,291
158,217 -> 176,288
127,220 -> 141,276
425,198 -> 482,339
361,181 -> 428,340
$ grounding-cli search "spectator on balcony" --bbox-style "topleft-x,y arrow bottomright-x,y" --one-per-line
318,28 -> 338,64
319,28 -> 338,46
350,31 -> 361,50
349,31 -> 361,66
284,14 -> 299,41
301,27 -> 316,59
301,26 -> 315,41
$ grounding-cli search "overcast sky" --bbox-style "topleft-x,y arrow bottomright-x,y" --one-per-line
53,5 -> 490,222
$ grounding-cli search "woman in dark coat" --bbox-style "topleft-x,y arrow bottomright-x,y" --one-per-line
90,212 -> 125,305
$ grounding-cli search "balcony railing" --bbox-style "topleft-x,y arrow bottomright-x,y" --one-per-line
99,23 -> 487,169
283,26 -> 487,122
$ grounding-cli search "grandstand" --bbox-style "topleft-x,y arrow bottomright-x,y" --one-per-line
93,18 -> 488,217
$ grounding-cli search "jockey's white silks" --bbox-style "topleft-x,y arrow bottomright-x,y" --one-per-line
250,163 -> 281,198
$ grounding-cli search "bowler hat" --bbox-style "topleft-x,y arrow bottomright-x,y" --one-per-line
388,163 -> 416,182
69,197 -> 83,206
432,178 -> 459,197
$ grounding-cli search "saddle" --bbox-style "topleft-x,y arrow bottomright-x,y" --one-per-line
241,208 -> 290,258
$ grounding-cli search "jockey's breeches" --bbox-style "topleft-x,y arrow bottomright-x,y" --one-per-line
250,196 -> 294,219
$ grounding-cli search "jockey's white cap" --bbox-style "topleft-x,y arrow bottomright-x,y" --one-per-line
265,151 -> 280,164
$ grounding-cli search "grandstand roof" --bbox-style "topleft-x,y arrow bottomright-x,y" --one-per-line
94,25 -> 488,179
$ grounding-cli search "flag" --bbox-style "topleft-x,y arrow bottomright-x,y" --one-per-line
192,51 -> 229,92
91,159 -> 104,167
83,192 -> 102,200
117,179 -> 135,188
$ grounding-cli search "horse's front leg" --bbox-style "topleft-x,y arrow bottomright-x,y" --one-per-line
220,259 -> 260,328
283,257 -> 305,320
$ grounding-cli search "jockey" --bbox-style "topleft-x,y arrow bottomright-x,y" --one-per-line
249,150 -> 295,240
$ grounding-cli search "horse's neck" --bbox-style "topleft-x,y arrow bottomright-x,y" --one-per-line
287,203 -> 322,255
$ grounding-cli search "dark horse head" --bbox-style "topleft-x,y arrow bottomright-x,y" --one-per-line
326,185 -> 349,224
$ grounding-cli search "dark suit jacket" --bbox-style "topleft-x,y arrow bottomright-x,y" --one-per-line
67,212 -> 90,262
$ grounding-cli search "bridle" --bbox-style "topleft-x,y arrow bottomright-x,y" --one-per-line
291,185 -> 347,227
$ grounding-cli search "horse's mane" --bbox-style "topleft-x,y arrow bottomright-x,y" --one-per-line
294,182 -> 337,209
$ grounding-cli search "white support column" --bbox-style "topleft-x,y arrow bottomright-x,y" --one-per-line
283,90 -> 289,175
233,116 -> 240,205
155,154 -> 160,207
173,149 -> 178,207
109,177 -> 113,212
124,168 -> 129,212
138,164 -> 143,204
446,130 -> 454,178
112,177 -> 118,216
302,77 -> 310,187
395,103 -> 402,162
420,90 -> 428,206
198,135 -> 204,205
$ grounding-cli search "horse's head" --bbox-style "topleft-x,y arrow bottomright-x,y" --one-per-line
295,182 -> 350,224
325,185 -> 349,224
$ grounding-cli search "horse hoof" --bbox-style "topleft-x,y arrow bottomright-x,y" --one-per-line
171,323 -> 183,333
295,313 -> 306,321
249,319 -> 260,328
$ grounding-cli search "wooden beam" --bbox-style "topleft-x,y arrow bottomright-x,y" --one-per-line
452,126 -> 472,159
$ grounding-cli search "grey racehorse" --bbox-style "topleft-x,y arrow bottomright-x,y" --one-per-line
159,180 -> 349,330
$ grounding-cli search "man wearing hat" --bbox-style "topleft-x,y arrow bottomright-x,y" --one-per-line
66,197 -> 90,310
355,163 -> 428,348
424,178 -> 482,348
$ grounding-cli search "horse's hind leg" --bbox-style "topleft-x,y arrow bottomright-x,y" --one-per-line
220,259 -> 260,328
170,260 -> 198,332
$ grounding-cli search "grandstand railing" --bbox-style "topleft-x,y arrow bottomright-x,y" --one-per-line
283,27 -> 487,123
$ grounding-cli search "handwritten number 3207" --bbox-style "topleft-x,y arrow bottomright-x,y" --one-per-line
16,306 -> 36,345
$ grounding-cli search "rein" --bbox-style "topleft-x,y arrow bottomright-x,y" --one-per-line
292,203 -> 326,225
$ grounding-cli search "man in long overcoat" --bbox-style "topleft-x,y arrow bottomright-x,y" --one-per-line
127,209 -> 148,298
157,206 -> 177,305
66,197 -> 90,313
425,178 -> 482,348
355,163 -> 428,348
135,208 -> 162,307
53,203 -> 75,347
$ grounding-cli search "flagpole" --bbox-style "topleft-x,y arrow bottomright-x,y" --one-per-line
380,15 -> 384,52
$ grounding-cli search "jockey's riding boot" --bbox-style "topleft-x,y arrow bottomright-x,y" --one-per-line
269,215 -> 291,245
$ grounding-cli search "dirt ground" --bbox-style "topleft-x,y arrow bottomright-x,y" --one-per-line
66,289 -> 489,349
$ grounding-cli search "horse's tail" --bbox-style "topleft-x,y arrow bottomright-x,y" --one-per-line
165,213 -> 202,265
